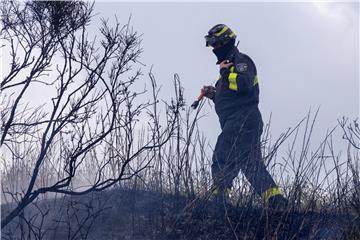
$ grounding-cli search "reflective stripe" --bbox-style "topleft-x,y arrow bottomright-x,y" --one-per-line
225,71 -> 258,91
253,75 -> 259,86
228,73 -> 238,91
262,187 -> 282,202
214,26 -> 228,36
229,32 -> 236,38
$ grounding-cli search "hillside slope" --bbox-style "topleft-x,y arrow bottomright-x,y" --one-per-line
1,188 -> 358,240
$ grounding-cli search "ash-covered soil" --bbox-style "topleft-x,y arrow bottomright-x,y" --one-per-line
1,188 -> 359,240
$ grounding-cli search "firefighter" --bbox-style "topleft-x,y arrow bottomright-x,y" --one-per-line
203,24 -> 288,210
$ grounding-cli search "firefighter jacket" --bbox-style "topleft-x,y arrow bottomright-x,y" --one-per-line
213,45 -> 260,127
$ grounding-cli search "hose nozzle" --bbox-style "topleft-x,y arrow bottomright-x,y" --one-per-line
191,89 -> 205,109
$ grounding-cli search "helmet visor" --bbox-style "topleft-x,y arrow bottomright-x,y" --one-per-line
205,35 -> 220,48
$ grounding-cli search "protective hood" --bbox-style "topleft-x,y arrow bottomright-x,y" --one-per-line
212,39 -> 236,64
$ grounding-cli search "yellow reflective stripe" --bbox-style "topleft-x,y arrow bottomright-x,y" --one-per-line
230,66 -> 235,73
229,32 -> 236,38
262,187 -> 282,202
253,75 -> 259,86
228,73 -> 238,91
214,26 -> 228,36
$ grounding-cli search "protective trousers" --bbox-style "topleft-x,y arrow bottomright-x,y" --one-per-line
211,107 -> 277,196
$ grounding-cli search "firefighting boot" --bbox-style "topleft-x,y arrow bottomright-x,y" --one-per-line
267,194 -> 289,212
262,186 -> 289,212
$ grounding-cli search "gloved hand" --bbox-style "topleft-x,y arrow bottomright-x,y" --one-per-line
219,60 -> 233,70
219,60 -> 233,78
202,85 -> 216,100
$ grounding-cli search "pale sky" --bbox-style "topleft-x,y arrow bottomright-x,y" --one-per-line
1,2 -> 359,159
92,2 -> 359,149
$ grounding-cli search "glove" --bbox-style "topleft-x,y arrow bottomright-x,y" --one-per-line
202,85 -> 216,100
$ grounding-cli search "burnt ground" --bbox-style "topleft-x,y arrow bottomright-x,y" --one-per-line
1,188 -> 359,240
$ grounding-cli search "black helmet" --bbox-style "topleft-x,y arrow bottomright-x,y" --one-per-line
205,24 -> 236,48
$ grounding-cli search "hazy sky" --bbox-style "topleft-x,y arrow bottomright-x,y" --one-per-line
92,2 -> 359,149
1,2 -> 358,155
